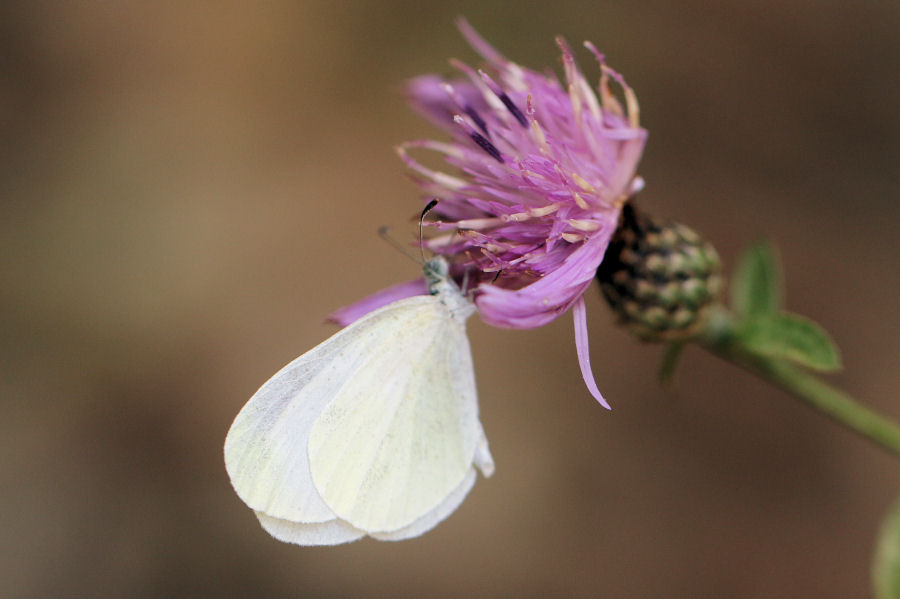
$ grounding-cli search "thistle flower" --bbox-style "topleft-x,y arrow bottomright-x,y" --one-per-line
333,19 -> 647,406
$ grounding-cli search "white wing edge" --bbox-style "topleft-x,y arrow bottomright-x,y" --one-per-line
254,512 -> 365,546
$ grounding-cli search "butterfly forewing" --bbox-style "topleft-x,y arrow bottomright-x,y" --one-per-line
224,300 -> 420,524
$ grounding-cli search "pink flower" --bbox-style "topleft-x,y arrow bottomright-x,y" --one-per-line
334,19 -> 647,407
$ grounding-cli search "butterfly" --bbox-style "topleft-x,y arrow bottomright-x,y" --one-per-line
224,256 -> 494,545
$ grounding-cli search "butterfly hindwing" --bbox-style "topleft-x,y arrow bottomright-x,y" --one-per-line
254,511 -> 365,546
308,295 -> 481,533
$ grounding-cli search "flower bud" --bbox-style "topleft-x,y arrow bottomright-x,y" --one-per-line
596,203 -> 722,341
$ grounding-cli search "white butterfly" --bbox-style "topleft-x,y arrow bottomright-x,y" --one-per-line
224,257 -> 494,545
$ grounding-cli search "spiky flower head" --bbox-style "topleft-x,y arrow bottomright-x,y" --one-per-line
399,18 -> 647,332
333,20 -> 647,406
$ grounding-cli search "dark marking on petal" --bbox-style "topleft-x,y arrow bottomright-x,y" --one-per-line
498,92 -> 528,127
470,131 -> 504,163
464,106 -> 489,137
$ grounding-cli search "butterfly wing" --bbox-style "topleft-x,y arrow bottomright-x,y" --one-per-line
307,294 -> 482,534
225,294 -> 483,539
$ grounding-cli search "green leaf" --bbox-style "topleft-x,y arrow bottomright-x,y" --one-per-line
731,241 -> 782,318
658,342 -> 685,386
873,499 -> 900,599
741,313 -> 842,372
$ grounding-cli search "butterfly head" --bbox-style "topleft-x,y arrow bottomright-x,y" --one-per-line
424,256 -> 475,320
423,256 -> 450,290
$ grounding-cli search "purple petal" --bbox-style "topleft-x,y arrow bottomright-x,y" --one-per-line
406,75 -> 486,134
475,282 -> 585,328
473,229 -> 614,328
455,17 -> 508,67
573,296 -> 610,408
327,278 -> 427,326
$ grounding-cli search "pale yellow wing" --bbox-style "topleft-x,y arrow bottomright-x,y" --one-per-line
308,296 -> 481,533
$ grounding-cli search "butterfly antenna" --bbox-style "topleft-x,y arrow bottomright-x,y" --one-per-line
378,225 -> 420,264
419,198 -> 439,262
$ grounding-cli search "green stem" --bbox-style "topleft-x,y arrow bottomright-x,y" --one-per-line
695,307 -> 900,457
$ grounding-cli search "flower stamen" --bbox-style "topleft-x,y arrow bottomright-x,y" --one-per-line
478,69 -> 528,128
453,115 -> 503,163
567,219 -> 602,232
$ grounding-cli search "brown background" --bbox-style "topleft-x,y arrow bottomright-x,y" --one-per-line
2,2 -> 898,597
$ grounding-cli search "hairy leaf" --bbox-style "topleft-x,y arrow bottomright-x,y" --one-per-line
732,241 -> 782,318
741,313 -> 841,372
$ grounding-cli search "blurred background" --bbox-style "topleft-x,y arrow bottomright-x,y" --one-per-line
1,1 -> 898,597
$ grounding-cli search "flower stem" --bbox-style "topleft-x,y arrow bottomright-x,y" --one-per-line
695,307 -> 900,457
